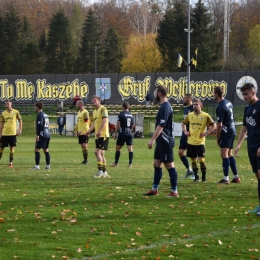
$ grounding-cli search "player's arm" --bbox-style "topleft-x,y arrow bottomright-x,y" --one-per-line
182,116 -> 190,136
148,124 -> 164,149
216,122 -> 222,139
204,122 -> 216,136
0,121 -> 3,138
96,117 -> 108,138
17,119 -> 22,136
234,125 -> 247,156
113,121 -> 120,140
85,122 -> 95,136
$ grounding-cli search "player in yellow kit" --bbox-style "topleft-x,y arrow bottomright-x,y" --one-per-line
0,99 -> 22,167
86,95 -> 110,178
182,98 -> 216,182
74,100 -> 89,164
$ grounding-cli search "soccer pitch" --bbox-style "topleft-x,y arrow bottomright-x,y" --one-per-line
0,134 -> 259,260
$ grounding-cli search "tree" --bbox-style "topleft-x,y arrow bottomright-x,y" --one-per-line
2,4 -> 22,74
103,28 -> 124,73
45,9 -> 73,74
79,8 -> 102,73
121,33 -> 162,73
20,16 -> 42,74
156,0 -> 187,72
191,0 -> 221,71
0,16 -> 5,74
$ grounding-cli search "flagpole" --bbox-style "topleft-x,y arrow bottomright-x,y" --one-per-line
187,0 -> 191,94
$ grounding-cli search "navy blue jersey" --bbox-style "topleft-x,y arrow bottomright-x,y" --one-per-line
155,101 -> 174,147
180,105 -> 193,142
118,111 -> 134,133
216,99 -> 236,136
243,100 -> 260,149
36,111 -> 50,138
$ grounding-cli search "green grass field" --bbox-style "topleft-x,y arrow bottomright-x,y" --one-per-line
0,115 -> 259,260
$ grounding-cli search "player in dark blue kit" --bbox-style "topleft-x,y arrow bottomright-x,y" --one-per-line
178,93 -> 194,178
110,102 -> 134,167
143,85 -> 178,197
214,86 -> 240,184
32,102 -> 51,170
235,83 -> 260,215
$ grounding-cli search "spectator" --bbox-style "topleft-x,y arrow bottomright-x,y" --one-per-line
145,91 -> 153,107
57,113 -> 66,136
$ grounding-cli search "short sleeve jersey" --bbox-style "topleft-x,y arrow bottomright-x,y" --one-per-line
92,105 -> 109,139
0,109 -> 22,136
36,111 -> 50,138
216,99 -> 236,137
243,100 -> 260,149
118,111 -> 134,133
155,101 -> 174,147
74,109 -> 89,135
183,111 -> 214,145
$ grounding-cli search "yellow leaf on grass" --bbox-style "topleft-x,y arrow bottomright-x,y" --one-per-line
185,244 -> 194,247
0,218 -> 4,223
77,248 -> 83,253
218,240 -> 223,245
248,248 -> 259,252
136,232 -> 141,236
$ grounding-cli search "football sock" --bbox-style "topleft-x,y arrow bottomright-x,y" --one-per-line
180,155 -> 190,169
192,161 -> 199,179
35,152 -> 40,165
82,148 -> 88,161
152,167 -> 162,190
167,167 -> 178,192
97,161 -> 102,170
9,151 -> 14,162
222,158 -> 230,179
200,160 -> 206,180
115,151 -> 120,163
129,151 -> 133,164
103,163 -> 107,172
229,156 -> 238,176
45,152 -> 50,165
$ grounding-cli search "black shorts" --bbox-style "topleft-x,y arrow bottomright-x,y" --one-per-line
78,135 -> 89,144
0,136 -> 17,147
35,138 -> 50,149
218,135 -> 235,149
116,133 -> 133,146
154,146 -> 174,163
247,147 -> 260,173
186,144 -> 205,158
95,137 -> 109,150
179,134 -> 188,150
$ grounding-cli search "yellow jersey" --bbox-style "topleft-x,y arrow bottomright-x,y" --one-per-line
0,109 -> 22,136
74,109 -> 89,135
183,111 -> 214,145
92,105 -> 109,139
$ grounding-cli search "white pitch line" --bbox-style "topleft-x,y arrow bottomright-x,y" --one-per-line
73,222 -> 260,260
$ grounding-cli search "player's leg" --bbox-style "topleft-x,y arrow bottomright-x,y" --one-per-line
126,134 -> 133,167
143,147 -> 162,196
179,135 -> 193,178
43,138 -> 50,169
80,135 -> 89,164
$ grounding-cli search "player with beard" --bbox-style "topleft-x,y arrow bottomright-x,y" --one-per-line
74,100 -> 89,164
214,86 -> 240,184
235,83 -> 260,215
178,94 -> 194,178
182,98 -> 216,182
32,102 -> 51,170
143,85 -> 179,197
